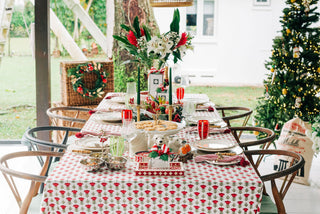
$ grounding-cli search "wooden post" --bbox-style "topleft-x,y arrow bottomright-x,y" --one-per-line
168,105 -> 173,121
35,0 -> 50,141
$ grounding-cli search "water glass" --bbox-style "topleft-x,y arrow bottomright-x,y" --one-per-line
176,87 -> 185,101
121,109 -> 133,124
198,120 -> 209,140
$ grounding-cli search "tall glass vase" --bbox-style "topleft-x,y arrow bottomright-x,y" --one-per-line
125,82 -> 136,107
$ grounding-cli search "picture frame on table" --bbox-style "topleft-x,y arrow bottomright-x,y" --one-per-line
148,73 -> 163,98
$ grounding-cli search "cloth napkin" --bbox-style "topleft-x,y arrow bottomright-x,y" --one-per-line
194,154 -> 243,163
80,130 -> 121,137
187,127 -> 231,134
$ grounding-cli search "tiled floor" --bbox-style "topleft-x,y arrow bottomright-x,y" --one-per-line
1,143 -> 320,214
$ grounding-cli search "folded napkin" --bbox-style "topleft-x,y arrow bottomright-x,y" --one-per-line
196,104 -> 215,112
80,130 -> 121,137
105,93 -> 122,99
93,108 -> 123,113
194,154 -> 243,163
187,127 -> 231,134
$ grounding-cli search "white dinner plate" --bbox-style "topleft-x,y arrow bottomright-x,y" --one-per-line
205,159 -> 240,166
94,112 -> 122,123
110,96 -> 125,104
188,116 -> 222,125
74,136 -> 109,151
194,138 -> 237,152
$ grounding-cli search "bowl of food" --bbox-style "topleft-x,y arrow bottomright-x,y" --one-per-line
79,157 -> 104,172
108,156 -> 127,170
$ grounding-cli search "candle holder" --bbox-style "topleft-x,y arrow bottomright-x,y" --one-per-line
136,105 -> 141,122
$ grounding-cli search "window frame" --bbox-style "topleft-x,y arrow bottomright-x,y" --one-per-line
253,0 -> 271,6
185,0 -> 217,41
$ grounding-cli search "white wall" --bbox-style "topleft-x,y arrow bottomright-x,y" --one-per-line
153,0 -> 288,86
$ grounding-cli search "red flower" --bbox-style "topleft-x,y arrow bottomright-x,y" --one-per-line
77,86 -> 83,94
176,32 -> 188,48
141,28 -> 145,36
103,78 -> 107,83
173,114 -> 181,122
75,132 -> 84,138
88,110 -> 96,115
208,106 -> 214,112
127,30 -> 138,47
88,66 -> 93,71
238,157 -> 250,167
224,128 -> 231,133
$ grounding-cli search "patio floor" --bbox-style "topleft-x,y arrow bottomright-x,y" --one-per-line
0,143 -> 320,213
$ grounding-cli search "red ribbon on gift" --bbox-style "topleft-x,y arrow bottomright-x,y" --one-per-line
148,67 -> 166,77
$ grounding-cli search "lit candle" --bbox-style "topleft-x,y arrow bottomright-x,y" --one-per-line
169,67 -> 172,105
137,65 -> 140,105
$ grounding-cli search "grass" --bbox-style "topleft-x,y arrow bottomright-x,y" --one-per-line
0,38 -> 264,139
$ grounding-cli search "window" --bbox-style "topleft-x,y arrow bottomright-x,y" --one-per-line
186,0 -> 215,38
253,0 -> 270,6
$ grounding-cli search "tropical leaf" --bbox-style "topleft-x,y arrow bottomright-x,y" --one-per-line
142,25 -> 151,41
120,24 -> 131,32
170,9 -> 180,33
113,35 -> 132,46
133,16 -> 141,37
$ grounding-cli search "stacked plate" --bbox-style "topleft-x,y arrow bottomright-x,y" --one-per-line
94,112 -> 122,124
194,138 -> 236,152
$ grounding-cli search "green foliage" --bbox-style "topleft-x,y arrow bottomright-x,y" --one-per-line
159,154 -> 169,161
255,0 -> 320,138
149,151 -> 159,158
10,2 -> 34,37
170,9 -> 180,33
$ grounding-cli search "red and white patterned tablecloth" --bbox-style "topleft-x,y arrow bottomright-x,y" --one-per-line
40,93 -> 263,213
40,151 -> 263,214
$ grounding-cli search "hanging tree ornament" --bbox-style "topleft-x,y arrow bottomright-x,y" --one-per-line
293,46 -> 300,58
282,88 -> 288,96
302,0 -> 311,13
271,69 -> 276,84
265,85 -> 270,100
275,123 -> 281,132
295,97 -> 302,108
286,28 -> 291,35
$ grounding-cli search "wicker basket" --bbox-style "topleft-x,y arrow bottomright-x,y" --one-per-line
61,60 -> 114,106
150,0 -> 193,7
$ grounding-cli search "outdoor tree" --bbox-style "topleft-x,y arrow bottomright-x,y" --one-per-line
255,0 -> 320,136
113,0 -> 159,91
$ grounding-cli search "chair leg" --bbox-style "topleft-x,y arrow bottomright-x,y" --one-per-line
271,179 -> 286,214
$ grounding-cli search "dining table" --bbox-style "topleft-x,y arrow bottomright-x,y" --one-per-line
40,92 -> 263,214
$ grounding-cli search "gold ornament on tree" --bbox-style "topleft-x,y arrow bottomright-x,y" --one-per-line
295,97 -> 302,108
293,46 -> 300,58
282,88 -> 288,95
286,29 -> 291,35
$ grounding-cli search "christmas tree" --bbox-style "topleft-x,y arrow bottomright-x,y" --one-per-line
255,0 -> 320,136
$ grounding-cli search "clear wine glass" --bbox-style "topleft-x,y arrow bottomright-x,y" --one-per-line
182,100 -> 196,141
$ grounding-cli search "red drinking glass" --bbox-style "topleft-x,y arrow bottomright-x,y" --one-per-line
176,87 -> 185,101
121,109 -> 133,122
198,120 -> 209,140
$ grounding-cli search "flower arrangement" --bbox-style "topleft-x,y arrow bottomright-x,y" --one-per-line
113,9 -> 193,70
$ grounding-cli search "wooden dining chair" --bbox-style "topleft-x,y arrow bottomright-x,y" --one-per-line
244,149 -> 305,214
23,126 -> 80,166
0,151 -> 64,214
46,106 -> 91,127
215,106 -> 253,127
230,126 -> 275,168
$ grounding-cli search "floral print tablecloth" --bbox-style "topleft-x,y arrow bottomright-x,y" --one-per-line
41,151 -> 262,214
40,93 -> 263,213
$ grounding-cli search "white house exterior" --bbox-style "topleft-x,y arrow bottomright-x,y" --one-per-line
153,0 -> 295,86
